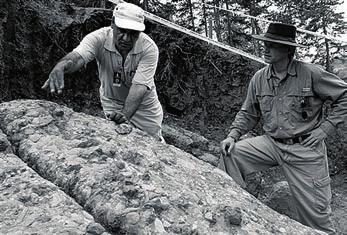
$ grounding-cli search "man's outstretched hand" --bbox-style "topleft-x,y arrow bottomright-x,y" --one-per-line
42,60 -> 73,94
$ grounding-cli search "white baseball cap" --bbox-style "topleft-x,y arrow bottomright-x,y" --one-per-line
113,2 -> 145,32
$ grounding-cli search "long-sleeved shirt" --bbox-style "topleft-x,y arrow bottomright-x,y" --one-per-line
228,59 -> 347,140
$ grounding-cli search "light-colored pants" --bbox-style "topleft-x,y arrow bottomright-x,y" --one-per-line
101,95 -> 163,140
219,135 -> 335,234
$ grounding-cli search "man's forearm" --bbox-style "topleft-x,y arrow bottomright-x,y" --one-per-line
122,84 -> 147,120
227,129 -> 242,141
57,51 -> 85,73
227,110 -> 260,140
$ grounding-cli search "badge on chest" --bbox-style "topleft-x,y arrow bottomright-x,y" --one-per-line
113,72 -> 122,87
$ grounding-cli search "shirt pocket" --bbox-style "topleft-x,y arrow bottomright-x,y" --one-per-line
257,93 -> 274,125
125,54 -> 141,86
129,54 -> 141,72
124,70 -> 135,87
257,93 -> 273,111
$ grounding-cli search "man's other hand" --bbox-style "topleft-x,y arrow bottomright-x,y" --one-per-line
220,137 -> 236,156
301,127 -> 327,148
108,111 -> 128,124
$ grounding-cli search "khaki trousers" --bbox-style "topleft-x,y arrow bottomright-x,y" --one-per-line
100,95 -> 163,140
219,135 -> 335,234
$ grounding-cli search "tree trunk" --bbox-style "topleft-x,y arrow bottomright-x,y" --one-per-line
100,0 -> 105,8
249,0 -> 260,56
321,1 -> 331,72
213,0 -> 222,41
324,32 -> 331,72
225,0 -> 232,45
187,0 -> 195,30
208,18 -> 213,38
202,0 -> 208,37
143,0 -> 149,11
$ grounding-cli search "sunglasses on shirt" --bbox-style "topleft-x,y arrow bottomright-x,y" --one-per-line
300,98 -> 308,120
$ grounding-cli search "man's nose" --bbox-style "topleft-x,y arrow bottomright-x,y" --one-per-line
122,33 -> 131,41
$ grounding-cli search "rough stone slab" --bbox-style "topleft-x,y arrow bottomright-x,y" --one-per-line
0,100 -> 325,234
0,131 -> 107,234
162,124 -> 220,166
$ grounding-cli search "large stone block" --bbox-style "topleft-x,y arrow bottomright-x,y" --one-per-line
0,100 -> 325,234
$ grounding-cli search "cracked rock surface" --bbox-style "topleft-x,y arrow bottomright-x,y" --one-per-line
0,100 -> 325,234
0,130 -> 106,234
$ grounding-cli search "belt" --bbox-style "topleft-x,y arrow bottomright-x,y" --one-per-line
272,134 -> 310,145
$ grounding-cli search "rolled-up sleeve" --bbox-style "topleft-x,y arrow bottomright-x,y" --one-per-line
313,66 -> 347,135
132,44 -> 159,89
73,28 -> 104,64
228,76 -> 261,140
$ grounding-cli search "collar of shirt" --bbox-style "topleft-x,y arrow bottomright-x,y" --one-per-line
264,59 -> 298,80
103,28 -> 143,55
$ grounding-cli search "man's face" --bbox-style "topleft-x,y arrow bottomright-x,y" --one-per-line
263,42 -> 290,64
112,24 -> 140,52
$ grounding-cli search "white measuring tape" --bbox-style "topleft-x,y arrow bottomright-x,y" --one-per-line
144,12 -> 266,64
107,0 -> 266,64
204,3 -> 346,43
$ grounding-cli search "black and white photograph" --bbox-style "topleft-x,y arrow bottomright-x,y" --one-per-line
0,0 -> 346,234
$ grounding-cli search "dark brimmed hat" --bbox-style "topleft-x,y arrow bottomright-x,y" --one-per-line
252,23 -> 306,48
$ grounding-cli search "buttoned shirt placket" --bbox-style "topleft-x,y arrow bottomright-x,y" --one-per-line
111,49 -> 132,88
270,70 -> 287,134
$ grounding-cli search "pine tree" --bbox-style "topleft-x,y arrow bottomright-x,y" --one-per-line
235,0 -> 270,55
170,0 -> 196,30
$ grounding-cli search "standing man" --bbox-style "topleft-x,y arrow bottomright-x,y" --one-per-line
42,2 -> 164,140
220,23 -> 347,234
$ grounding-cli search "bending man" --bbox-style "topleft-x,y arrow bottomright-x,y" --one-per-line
42,2 -> 163,140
